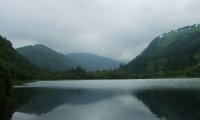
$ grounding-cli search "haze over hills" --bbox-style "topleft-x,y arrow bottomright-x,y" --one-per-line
1,23 -> 200,79
122,24 -> 200,76
17,44 -> 74,71
66,53 -> 119,71
17,45 -> 119,71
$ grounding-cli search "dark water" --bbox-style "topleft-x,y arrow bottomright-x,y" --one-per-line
12,78 -> 200,120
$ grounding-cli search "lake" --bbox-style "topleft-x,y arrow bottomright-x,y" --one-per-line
12,78 -> 200,120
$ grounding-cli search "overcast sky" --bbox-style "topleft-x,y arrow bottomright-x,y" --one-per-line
0,0 -> 200,61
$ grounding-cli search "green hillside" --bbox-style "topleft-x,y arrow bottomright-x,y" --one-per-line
122,24 -> 200,77
0,36 -> 42,80
0,35 -> 41,120
17,45 -> 119,72
17,45 -> 74,71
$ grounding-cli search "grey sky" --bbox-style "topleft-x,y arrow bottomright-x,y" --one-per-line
0,0 -> 200,61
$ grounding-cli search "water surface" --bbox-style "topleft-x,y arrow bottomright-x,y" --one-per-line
12,78 -> 200,120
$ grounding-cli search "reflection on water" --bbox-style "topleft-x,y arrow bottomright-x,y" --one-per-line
135,89 -> 200,120
13,88 -> 84,115
12,89 -> 158,120
12,79 -> 200,120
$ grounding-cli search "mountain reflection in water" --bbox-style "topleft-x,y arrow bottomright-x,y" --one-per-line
12,79 -> 200,120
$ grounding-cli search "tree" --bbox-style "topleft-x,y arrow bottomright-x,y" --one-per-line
0,64 -> 13,120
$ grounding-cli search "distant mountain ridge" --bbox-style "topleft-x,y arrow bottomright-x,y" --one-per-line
17,44 -> 74,71
17,45 -> 119,71
122,24 -> 200,76
66,53 -> 119,71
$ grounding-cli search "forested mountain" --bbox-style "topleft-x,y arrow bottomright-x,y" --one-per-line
17,44 -> 74,71
122,24 -> 200,77
0,36 -> 42,120
66,53 -> 119,71
17,45 -> 119,71
2,24 -> 200,79
0,36 -> 42,80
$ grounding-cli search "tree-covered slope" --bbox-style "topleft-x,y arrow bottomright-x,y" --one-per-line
0,63 -> 12,120
0,36 -> 41,80
123,24 -> 200,76
0,36 -> 44,120
17,44 -> 119,72
17,44 -> 74,71
66,53 -> 119,71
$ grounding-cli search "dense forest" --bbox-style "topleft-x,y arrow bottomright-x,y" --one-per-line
121,24 -> 200,78
1,24 -> 200,119
0,36 -> 46,80
0,35 -> 124,81
1,24 -> 200,82
0,63 -> 12,120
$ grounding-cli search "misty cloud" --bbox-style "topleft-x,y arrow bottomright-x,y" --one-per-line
0,0 -> 200,61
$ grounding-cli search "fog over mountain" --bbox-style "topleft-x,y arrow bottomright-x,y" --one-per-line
67,53 -> 119,71
17,45 -> 119,71
17,44 -> 74,71
1,0 -> 200,61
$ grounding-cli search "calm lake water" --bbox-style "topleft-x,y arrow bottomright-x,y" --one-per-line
12,78 -> 200,120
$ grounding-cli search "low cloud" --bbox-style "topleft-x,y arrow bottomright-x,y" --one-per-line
1,0 -> 200,61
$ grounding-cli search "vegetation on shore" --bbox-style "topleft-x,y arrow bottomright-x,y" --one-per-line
1,24 -> 200,119
121,24 -> 200,77
1,24 -> 200,83
0,64 -> 13,120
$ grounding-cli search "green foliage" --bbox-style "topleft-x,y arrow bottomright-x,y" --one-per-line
1,24 -> 200,81
0,63 -> 13,120
17,44 -> 74,71
0,35 -> 64,82
122,24 -> 200,78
